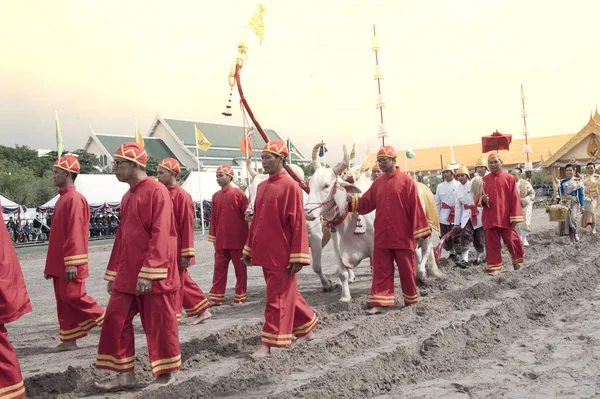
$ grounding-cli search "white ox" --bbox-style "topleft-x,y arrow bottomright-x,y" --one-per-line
304,146 -> 442,302
244,158 -> 334,289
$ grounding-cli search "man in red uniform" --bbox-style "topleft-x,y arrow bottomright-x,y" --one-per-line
242,140 -> 318,358
157,158 -> 211,324
208,164 -> 249,305
349,145 -> 431,315
480,152 -> 524,276
0,205 -> 31,399
95,143 -> 181,390
44,155 -> 105,352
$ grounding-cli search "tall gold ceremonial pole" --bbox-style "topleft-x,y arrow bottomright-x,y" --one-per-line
521,84 -> 532,180
372,25 -> 387,147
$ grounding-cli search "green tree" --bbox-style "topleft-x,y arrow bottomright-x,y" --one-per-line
32,171 -> 57,207
146,156 -> 159,176
0,160 -> 35,204
72,149 -> 103,174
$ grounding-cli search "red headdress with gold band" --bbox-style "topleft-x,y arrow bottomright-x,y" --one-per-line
158,158 -> 181,175
114,142 -> 147,167
262,140 -> 289,157
377,145 -> 396,159
372,163 -> 380,170
216,164 -> 234,177
54,155 -> 80,174
488,151 -> 502,161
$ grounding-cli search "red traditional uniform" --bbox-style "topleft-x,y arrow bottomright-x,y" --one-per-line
481,154 -> 524,273
97,144 -> 181,377
352,146 -> 431,307
45,156 -> 105,342
243,141 -> 318,347
159,157 -> 210,321
0,206 -> 31,399
208,164 -> 249,304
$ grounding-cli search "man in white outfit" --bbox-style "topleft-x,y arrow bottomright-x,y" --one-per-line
435,163 -> 460,260
453,166 -> 485,267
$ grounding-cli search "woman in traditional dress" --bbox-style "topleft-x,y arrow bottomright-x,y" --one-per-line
581,162 -> 600,235
558,164 -> 585,243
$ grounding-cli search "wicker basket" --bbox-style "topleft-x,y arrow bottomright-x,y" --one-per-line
546,205 -> 568,222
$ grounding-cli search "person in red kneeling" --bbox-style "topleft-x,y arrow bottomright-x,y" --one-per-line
157,158 -> 211,324
44,155 -> 104,352
208,164 -> 249,305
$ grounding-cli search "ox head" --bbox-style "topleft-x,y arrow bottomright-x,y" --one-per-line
305,145 -> 352,221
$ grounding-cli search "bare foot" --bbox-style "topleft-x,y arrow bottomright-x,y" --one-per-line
233,301 -> 247,306
208,301 -> 222,307
295,331 -> 315,344
250,344 -> 271,359
488,270 -> 501,276
148,373 -> 176,387
366,306 -> 383,315
513,263 -> 521,271
47,341 -> 78,353
94,372 -> 137,391
191,310 -> 212,325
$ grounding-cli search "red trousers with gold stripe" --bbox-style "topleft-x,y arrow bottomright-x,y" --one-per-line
52,277 -> 105,342
209,249 -> 247,304
0,326 -> 26,399
261,268 -> 318,347
369,248 -> 417,307
96,290 -> 181,376
177,269 -> 210,321
485,227 -> 524,273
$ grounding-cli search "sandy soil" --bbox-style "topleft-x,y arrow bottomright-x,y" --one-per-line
11,208 -> 600,398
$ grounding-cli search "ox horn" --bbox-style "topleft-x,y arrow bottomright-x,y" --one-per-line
332,145 -> 350,176
312,142 -> 325,170
246,156 -> 258,178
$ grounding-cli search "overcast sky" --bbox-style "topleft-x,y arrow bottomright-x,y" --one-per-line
1,0 -> 600,162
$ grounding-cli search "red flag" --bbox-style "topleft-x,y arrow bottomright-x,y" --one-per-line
240,134 -> 252,155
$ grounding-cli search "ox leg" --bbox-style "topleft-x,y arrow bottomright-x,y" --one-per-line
415,243 -> 428,284
309,234 -> 335,292
425,238 -> 443,279
338,262 -> 352,303
348,268 -> 356,283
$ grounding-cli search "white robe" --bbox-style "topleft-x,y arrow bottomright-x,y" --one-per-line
435,180 -> 460,225
454,181 -> 483,229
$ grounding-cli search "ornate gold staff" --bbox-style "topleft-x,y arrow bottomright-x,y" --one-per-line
372,25 -> 387,147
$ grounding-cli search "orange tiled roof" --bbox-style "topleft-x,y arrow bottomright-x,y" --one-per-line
407,134 -> 575,173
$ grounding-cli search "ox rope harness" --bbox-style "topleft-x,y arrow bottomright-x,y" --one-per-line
305,185 -> 364,234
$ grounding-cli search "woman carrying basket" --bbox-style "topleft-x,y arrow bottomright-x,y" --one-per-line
581,162 -> 600,235
558,164 -> 585,243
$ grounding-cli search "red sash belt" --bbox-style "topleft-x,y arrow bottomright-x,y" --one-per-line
441,202 -> 455,223
464,204 -> 479,226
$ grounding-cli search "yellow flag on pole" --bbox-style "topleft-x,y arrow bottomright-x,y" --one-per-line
195,125 -> 211,151
55,111 -> 63,159
135,119 -> 145,148
247,3 -> 266,43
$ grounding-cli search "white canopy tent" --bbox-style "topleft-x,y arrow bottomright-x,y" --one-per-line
181,171 -> 237,202
40,174 -> 130,210
1,193 -> 26,221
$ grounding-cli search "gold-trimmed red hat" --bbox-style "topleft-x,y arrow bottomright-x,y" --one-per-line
377,145 -> 396,159
372,163 -> 381,170
488,152 -> 502,161
54,155 -> 80,173
158,158 -> 180,175
114,142 -> 147,167
216,164 -> 234,177
262,140 -> 289,157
